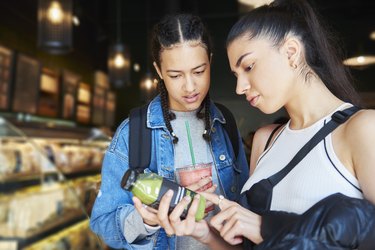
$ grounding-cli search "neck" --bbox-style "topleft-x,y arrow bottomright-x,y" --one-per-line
285,78 -> 344,129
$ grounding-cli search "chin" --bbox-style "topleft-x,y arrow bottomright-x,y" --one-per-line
258,105 -> 279,115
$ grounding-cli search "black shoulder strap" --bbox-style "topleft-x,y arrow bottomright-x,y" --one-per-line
214,102 -> 239,159
129,104 -> 152,172
264,123 -> 285,151
268,106 -> 360,186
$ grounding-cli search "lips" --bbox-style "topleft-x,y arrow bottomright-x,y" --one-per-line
183,93 -> 199,103
247,95 -> 259,107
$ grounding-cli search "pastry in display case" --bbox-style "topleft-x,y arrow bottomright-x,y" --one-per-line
23,220 -> 101,250
0,114 -> 109,250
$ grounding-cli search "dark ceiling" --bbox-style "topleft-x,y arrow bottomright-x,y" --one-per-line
0,0 -> 374,123
0,0 -> 374,75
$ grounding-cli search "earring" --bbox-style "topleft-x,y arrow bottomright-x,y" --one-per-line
291,63 -> 297,69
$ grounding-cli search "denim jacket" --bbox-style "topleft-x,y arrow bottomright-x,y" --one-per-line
90,95 -> 249,249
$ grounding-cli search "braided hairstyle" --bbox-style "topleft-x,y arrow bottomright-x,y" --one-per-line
151,13 -> 213,143
226,0 -> 362,107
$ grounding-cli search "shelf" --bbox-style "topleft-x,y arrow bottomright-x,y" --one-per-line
0,209 -> 85,239
24,219 -> 104,250
0,171 -> 58,193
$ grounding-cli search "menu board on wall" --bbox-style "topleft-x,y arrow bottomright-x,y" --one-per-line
76,82 -> 91,124
12,54 -> 40,114
61,70 -> 80,120
92,86 -> 106,126
0,45 -> 15,110
105,91 -> 116,128
38,68 -> 59,117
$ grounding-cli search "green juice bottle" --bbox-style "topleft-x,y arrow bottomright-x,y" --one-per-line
121,169 -> 206,221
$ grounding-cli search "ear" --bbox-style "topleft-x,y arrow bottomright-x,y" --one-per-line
283,37 -> 301,67
153,62 -> 163,79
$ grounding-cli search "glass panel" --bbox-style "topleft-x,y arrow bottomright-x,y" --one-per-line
0,115 -> 108,250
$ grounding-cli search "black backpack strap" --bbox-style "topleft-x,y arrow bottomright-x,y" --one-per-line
129,104 -> 152,172
268,106 -> 360,186
214,102 -> 239,159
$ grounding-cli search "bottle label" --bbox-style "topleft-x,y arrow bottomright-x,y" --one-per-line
151,178 -> 195,219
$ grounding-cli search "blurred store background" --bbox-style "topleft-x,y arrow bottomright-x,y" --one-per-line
0,0 -> 374,249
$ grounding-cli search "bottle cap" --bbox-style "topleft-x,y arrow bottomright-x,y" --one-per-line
121,169 -> 138,190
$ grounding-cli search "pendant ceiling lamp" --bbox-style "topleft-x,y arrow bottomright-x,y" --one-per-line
37,0 -> 73,54
108,0 -> 131,88
343,41 -> 375,69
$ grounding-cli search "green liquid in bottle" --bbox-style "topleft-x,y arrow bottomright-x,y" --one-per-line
121,169 -> 206,221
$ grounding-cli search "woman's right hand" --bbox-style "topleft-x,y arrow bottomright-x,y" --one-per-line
202,192 -> 263,245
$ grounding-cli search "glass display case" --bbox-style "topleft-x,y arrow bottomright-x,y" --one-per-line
0,114 -> 109,250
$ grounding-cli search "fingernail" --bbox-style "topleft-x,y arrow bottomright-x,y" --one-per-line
166,189 -> 174,196
184,196 -> 191,201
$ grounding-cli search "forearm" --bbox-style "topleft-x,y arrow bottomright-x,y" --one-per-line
123,209 -> 159,243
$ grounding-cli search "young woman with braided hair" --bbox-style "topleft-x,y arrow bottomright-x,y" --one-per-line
90,13 -> 249,250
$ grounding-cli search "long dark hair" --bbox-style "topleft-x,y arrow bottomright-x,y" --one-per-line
226,0 -> 361,106
151,13 -> 213,143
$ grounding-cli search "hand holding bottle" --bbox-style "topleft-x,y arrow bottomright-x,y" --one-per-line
155,189 -> 211,238
132,176 -> 213,228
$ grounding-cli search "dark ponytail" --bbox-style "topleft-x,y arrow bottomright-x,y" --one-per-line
227,0 -> 361,106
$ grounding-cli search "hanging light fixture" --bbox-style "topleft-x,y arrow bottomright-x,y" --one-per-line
140,71 -> 158,103
343,42 -> 375,68
108,0 -> 131,88
37,0 -> 73,54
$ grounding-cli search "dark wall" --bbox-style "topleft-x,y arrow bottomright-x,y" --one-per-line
0,0 -> 374,131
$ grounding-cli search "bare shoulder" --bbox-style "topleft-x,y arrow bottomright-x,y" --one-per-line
253,124 -> 282,146
343,109 -> 375,204
249,124 -> 284,174
343,109 -> 375,140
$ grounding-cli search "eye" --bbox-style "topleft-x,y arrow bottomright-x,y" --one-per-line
245,63 -> 254,72
169,74 -> 181,79
194,70 -> 205,75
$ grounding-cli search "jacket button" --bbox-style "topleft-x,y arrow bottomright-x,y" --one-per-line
231,186 -> 237,193
211,127 -> 216,133
219,154 -> 226,161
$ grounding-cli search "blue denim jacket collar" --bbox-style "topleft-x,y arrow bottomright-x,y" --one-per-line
147,95 -> 226,129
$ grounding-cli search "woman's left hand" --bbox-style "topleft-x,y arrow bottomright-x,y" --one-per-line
202,192 -> 264,245
157,190 -> 211,241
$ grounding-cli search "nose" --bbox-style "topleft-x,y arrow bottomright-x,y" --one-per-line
184,75 -> 196,92
235,75 -> 250,95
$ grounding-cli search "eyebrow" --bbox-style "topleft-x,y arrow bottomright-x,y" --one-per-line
166,63 -> 207,73
235,52 -> 253,68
